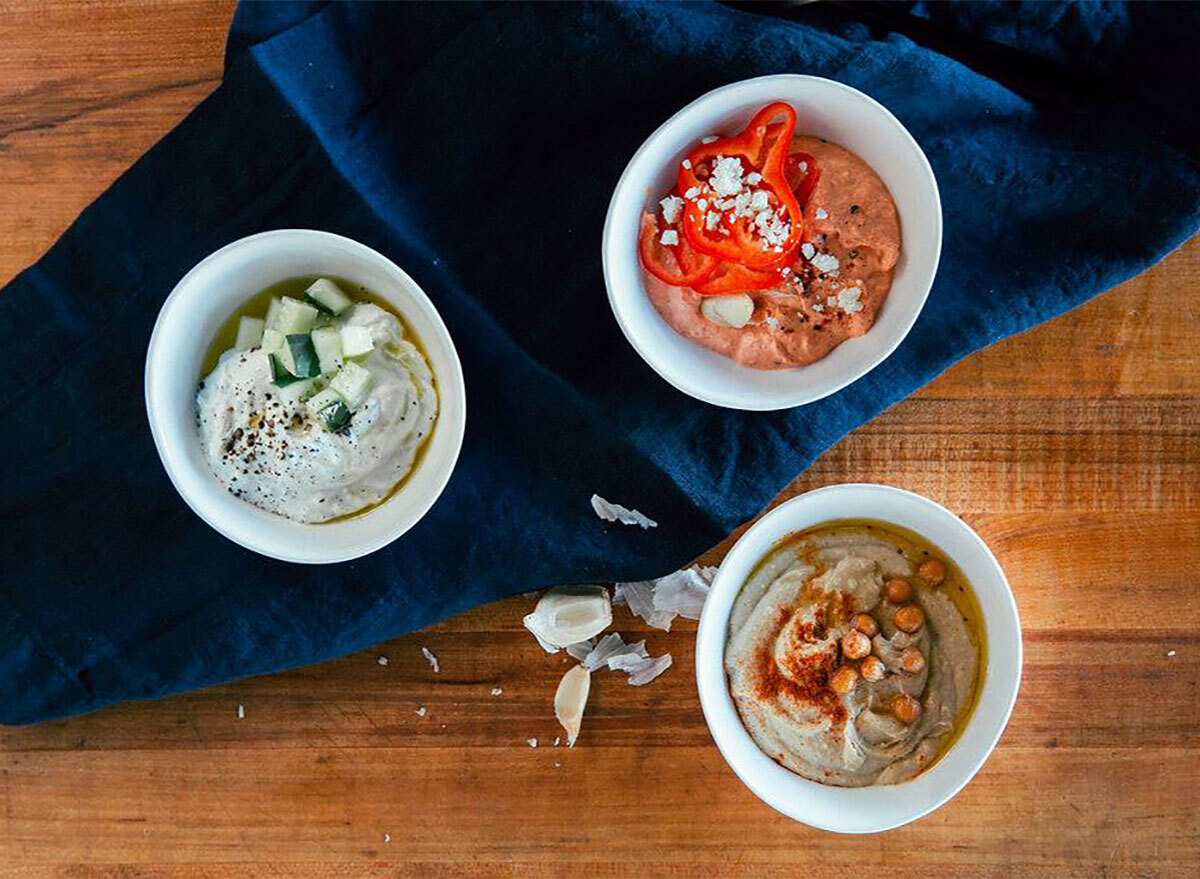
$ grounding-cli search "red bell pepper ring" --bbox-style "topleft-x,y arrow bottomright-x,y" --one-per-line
693,261 -> 780,297
638,211 -> 717,288
785,151 -> 820,210
676,102 -> 805,270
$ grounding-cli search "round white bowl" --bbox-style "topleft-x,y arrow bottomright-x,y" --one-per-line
145,229 -> 466,564
695,484 -> 1021,833
602,74 -> 942,410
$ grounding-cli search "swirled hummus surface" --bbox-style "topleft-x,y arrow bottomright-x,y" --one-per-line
725,523 -> 982,787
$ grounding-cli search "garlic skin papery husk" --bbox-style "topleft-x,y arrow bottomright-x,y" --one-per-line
554,664 -> 592,747
523,585 -> 613,650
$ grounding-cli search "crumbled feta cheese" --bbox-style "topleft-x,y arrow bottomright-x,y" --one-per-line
527,738 -> 538,748
750,190 -> 770,211
659,194 -> 683,224
680,158 -> 692,170
1167,650 -> 1177,657
798,161 -> 808,172
710,156 -> 745,197
696,199 -> 708,211
236,703 -> 244,720
745,171 -> 762,185
766,317 -> 780,329
383,833 -> 391,844
553,736 -> 561,747
416,706 -> 427,717
491,687 -> 504,696
801,242 -> 816,260
659,229 -> 679,247
827,295 -> 838,307
837,286 -> 864,314
376,655 -> 389,666
814,207 -> 828,220
812,303 -> 825,313
810,252 -> 840,274
753,207 -> 791,248
780,267 -> 791,277
705,211 -> 722,231
684,186 -> 701,200
702,135 -> 719,144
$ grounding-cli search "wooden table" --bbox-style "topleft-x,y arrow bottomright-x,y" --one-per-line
1,3 -> 1197,876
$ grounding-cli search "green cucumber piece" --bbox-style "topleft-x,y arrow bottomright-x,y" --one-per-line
286,334 -> 322,378
264,296 -> 282,331
305,278 -> 354,316
274,376 -> 318,404
329,361 -> 373,410
306,389 -> 351,432
340,325 -> 374,358
270,353 -> 302,386
261,328 -> 285,354
270,296 -> 318,334
234,316 -> 265,351
310,326 -> 344,374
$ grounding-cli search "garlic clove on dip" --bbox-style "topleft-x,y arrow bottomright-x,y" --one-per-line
700,293 -> 754,328
554,664 -> 591,747
523,586 -> 613,649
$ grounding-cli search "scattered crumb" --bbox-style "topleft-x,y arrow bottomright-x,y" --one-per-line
814,207 -> 829,220
527,738 -> 538,748
376,655 -> 389,666
383,833 -> 391,844
553,737 -> 561,747
554,762 -> 561,768
1167,650 -> 1177,657
415,707 -> 427,717
421,647 -> 440,673
236,703 -> 245,720
491,687 -> 504,696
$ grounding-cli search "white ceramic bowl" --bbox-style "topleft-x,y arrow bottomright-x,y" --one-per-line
145,229 -> 466,564
696,484 -> 1021,833
602,75 -> 942,410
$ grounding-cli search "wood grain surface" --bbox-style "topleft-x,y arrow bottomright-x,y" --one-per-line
1,2 -> 1197,876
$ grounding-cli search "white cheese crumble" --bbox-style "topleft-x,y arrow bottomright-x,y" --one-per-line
826,295 -> 838,307
710,156 -> 745,197
798,161 -> 808,172
812,303 -> 825,313
780,267 -> 791,276
814,207 -> 829,220
696,199 -> 708,211
659,229 -> 679,247
236,703 -> 245,720
838,286 -> 864,314
801,242 -> 816,260
491,687 -> 503,696
680,158 -> 692,170
527,738 -> 538,748
659,194 -> 683,224
705,211 -> 721,231
416,706 -> 427,717
745,171 -> 762,185
376,655 -> 389,666
810,252 -> 840,274
750,190 -> 770,212
684,186 -> 701,200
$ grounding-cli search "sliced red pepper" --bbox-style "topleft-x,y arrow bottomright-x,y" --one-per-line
676,102 -> 805,270
785,151 -> 820,209
638,211 -> 716,288
693,261 -> 780,296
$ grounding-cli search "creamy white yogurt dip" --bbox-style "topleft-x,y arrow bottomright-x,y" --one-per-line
197,286 -> 437,524
725,523 -> 982,787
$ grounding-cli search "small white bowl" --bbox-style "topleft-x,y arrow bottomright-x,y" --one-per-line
602,75 -> 942,410
145,229 -> 466,564
695,484 -> 1021,833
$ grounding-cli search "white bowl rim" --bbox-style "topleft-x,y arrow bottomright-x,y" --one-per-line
601,73 -> 943,411
695,484 -> 1022,833
144,228 -> 467,564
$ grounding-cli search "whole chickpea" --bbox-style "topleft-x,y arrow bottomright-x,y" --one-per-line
893,604 -> 925,634
885,578 -> 911,603
898,646 -> 926,674
892,693 -> 921,724
841,629 -> 871,660
918,557 -> 946,585
829,665 -> 859,695
853,613 -> 880,637
859,655 -> 886,682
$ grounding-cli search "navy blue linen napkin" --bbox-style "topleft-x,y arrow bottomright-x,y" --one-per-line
1,1 -> 1197,724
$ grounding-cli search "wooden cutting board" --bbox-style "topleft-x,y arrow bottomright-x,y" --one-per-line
1,2 -> 1196,876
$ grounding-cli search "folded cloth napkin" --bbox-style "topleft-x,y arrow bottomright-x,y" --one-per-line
1,0 -> 1197,724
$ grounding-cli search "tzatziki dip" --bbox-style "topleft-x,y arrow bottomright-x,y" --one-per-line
196,277 -> 437,523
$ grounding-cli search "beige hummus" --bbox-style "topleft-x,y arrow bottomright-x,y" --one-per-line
725,523 -> 981,787
643,137 -> 901,370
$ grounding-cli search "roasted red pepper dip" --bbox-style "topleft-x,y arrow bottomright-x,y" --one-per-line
639,102 -> 901,370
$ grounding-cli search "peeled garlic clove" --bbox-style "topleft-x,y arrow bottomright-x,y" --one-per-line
522,585 -> 612,649
554,664 -> 591,747
700,293 -> 754,328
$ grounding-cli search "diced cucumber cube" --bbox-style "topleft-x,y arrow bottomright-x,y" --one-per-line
270,353 -> 303,385
340,325 -> 374,358
306,389 -> 351,432
264,296 -> 282,331
234,316 -> 265,351
270,296 -> 318,334
286,334 -> 322,378
310,326 -> 344,374
305,278 -> 355,316
329,361 -> 373,410
261,328 -> 285,354
274,377 -> 318,404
